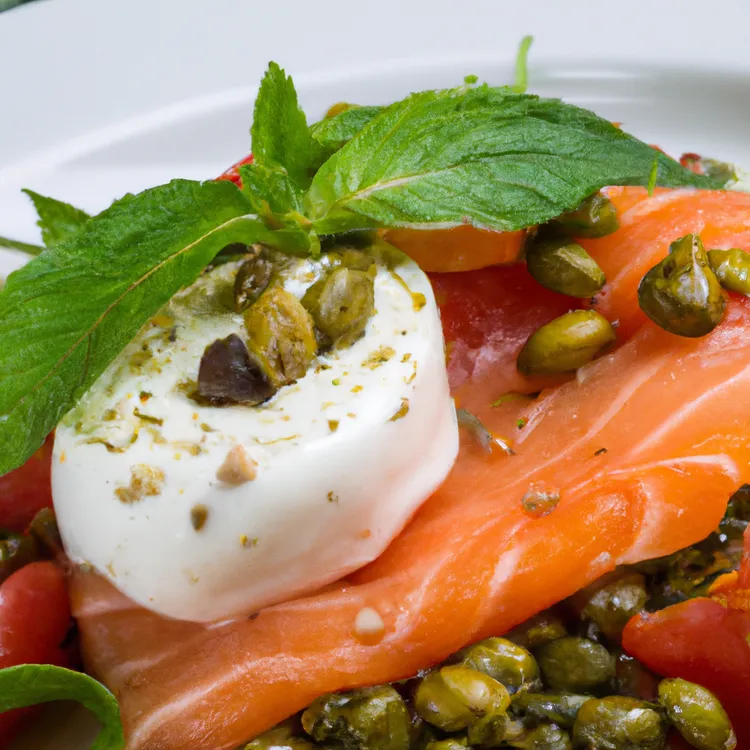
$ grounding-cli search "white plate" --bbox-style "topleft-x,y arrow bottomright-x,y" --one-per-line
3,0 -> 750,746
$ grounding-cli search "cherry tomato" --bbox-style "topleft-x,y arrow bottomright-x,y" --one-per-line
0,561 -> 71,745
623,527 -> 750,747
0,436 -> 53,533
216,154 -> 254,185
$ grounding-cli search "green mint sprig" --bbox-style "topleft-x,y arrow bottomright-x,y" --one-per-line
0,61 -> 723,475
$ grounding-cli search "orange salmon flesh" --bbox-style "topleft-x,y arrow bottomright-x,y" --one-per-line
71,188 -> 750,749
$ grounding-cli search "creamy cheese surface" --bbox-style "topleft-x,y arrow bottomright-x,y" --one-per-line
52,246 -> 458,622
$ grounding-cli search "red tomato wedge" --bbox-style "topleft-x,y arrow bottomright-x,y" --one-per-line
624,526 -> 750,746
0,562 -> 71,745
68,187 -> 750,750
431,264 -> 578,412
0,436 -> 53,533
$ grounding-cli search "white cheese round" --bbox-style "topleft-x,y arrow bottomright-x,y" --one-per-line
52,246 -> 458,622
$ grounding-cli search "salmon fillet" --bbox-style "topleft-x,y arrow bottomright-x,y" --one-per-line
71,192 -> 750,749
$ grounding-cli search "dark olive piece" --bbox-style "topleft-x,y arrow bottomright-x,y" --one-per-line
615,653 -> 660,702
27,507 -> 63,558
0,531 -> 38,584
535,637 -> 616,694
552,193 -> 620,238
197,333 -> 275,405
301,685 -> 411,750
234,251 -> 276,312
638,234 -> 726,337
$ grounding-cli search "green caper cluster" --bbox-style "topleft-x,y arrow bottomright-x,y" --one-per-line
197,246 -> 375,406
246,490 -> 748,750
0,508 -> 62,586
517,192 -> 750,378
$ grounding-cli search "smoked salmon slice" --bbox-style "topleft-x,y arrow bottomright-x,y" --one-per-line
71,193 -> 750,749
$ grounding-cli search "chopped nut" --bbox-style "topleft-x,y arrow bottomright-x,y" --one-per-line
115,464 -> 165,504
216,445 -> 258,485
191,505 -> 209,531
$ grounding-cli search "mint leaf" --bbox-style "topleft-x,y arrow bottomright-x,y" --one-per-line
305,86 -> 721,235
309,105 -> 383,162
251,62 -> 315,189
0,179 -> 315,474
0,235 -> 45,256
22,189 -> 91,246
0,665 -> 124,750
239,163 -> 303,214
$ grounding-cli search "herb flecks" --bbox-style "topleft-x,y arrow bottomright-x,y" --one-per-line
362,346 -> 396,370
115,464 -> 165,504
388,398 -> 410,422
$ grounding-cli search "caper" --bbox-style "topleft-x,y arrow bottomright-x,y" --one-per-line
573,696 -> 667,749
658,678 -> 736,750
244,287 -> 318,389
569,571 -> 648,642
467,709 -> 513,746
707,247 -> 750,296
414,665 -> 510,733
552,193 -> 620,238
726,484 -> 750,522
324,247 -> 376,271
615,653 -> 660,702
457,637 -> 540,694
517,310 -> 616,376
302,266 -> 375,350
244,721 -> 316,749
424,740 -> 467,750
27,507 -> 63,558
506,612 -> 569,650
526,238 -> 606,298
512,693 -> 591,729
506,723 -> 573,750
301,685 -> 411,750
638,234 -> 726,337
0,531 -> 38,584
535,637 -> 616,694
234,249 -> 276,312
